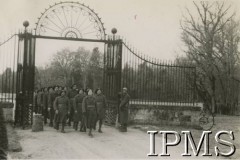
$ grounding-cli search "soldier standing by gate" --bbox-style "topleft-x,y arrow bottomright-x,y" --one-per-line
54,90 -> 70,133
73,89 -> 86,131
67,84 -> 78,127
95,88 -> 107,133
119,87 -> 130,132
82,89 -> 97,137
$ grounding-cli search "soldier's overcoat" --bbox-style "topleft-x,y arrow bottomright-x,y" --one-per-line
68,89 -> 78,119
119,93 -> 130,124
95,94 -> 107,120
82,95 -> 97,128
43,92 -> 48,112
73,93 -> 86,122
36,92 -> 43,113
54,95 -> 70,123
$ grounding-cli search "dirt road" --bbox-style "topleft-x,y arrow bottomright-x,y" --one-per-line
9,125 -> 189,159
9,115 -> 240,159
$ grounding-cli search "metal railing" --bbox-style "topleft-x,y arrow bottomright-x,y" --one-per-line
121,41 -> 198,106
0,34 -> 18,105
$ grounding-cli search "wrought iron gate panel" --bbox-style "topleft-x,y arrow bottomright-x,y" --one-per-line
121,41 -> 197,106
103,36 -> 122,125
0,34 -> 18,122
1,2 -> 202,129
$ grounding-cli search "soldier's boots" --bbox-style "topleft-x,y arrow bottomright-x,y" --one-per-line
98,120 -> 103,133
98,128 -> 103,133
80,125 -> 86,132
119,127 -> 127,132
123,127 -> 127,132
55,123 -> 59,130
61,124 -> 65,133
44,116 -> 47,125
119,124 -> 127,132
68,121 -> 71,127
49,122 -> 53,127
74,122 -> 78,131
88,129 -> 93,137
73,122 -> 76,130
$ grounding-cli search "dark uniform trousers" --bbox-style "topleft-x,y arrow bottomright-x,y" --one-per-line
67,89 -> 78,126
119,93 -> 130,132
73,93 -> 86,131
54,96 -> 70,131
82,96 -> 97,131
48,92 -> 57,126
43,93 -> 48,123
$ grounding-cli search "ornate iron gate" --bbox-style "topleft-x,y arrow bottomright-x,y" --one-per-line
0,1 -> 200,128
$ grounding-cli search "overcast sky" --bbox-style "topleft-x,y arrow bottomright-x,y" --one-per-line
0,0 -> 240,67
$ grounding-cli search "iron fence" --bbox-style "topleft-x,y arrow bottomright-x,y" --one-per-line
0,34 -> 18,104
0,31 -> 35,127
121,40 -> 198,106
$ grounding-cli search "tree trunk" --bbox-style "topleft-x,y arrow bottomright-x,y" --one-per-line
211,76 -> 216,114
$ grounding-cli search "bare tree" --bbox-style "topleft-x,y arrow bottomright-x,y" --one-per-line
180,1 -> 239,114
51,48 -> 74,85
36,47 -> 104,89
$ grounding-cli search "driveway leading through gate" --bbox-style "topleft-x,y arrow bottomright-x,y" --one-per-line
8,125 -> 187,159
8,115 -> 240,159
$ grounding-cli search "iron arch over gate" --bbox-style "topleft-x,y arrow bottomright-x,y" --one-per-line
0,1 -> 201,128
35,1 -> 106,39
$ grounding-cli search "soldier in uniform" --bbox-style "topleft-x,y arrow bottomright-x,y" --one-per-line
73,89 -> 86,131
94,88 -> 107,133
52,86 -> 60,128
36,89 -> 43,114
54,90 -> 70,133
119,87 -> 130,132
42,87 -> 48,124
67,84 -> 78,127
82,89 -> 97,137
47,87 -> 55,127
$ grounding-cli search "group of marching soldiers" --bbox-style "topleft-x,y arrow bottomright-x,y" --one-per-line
33,84 -> 130,137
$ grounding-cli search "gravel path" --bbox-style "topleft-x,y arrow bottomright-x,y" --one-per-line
9,125 -> 186,159
8,115 -> 239,159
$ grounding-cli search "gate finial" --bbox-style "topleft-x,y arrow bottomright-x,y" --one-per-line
23,21 -> 29,28
23,21 -> 29,32
111,28 -> 117,35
